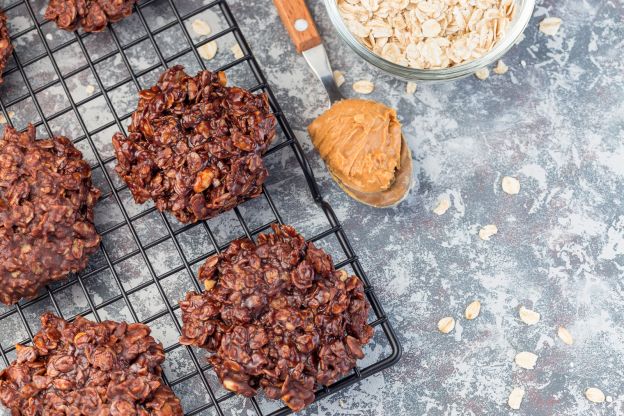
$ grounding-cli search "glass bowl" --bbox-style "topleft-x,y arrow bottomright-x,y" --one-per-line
323,0 -> 536,82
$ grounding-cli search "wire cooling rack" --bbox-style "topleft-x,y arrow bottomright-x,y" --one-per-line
0,0 -> 401,414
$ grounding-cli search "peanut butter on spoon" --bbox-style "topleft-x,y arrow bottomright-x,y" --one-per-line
308,99 -> 412,207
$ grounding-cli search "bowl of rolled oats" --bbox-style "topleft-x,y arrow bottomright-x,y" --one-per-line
326,0 -> 535,81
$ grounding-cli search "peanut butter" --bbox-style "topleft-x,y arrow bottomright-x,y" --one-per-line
308,99 -> 402,194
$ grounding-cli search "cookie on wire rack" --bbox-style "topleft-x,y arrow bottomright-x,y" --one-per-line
0,10 -> 13,84
0,125 -> 101,305
45,0 -> 138,33
179,224 -> 374,412
112,65 -> 277,224
0,313 -> 183,415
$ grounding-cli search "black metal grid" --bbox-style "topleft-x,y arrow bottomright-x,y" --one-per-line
0,0 -> 401,414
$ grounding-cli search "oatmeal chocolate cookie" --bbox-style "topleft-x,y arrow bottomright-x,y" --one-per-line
0,125 -> 100,305
179,225 -> 373,412
112,65 -> 276,224
45,0 -> 138,33
0,11 -> 13,84
0,313 -> 183,415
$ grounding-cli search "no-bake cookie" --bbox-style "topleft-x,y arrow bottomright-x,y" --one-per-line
112,65 -> 276,224
0,11 -> 13,84
0,125 -> 100,305
45,0 -> 138,33
0,313 -> 183,415
179,225 -> 373,412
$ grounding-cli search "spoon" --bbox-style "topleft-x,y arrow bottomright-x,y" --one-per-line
273,0 -> 413,208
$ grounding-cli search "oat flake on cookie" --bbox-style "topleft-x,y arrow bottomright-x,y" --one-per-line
338,0 -> 517,69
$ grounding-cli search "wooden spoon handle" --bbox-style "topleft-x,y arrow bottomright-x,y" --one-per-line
273,0 -> 322,53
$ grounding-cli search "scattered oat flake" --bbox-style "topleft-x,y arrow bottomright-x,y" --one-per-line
515,351 -> 538,369
475,68 -> 489,80
231,44 -> 244,59
339,399 -> 347,409
353,80 -> 374,94
479,224 -> 497,240
438,316 -> 455,334
501,176 -> 520,194
465,300 -> 481,320
508,387 -> 525,410
539,17 -> 562,36
518,306 -> 540,325
333,70 -> 345,87
406,82 -> 417,95
557,326 -> 573,345
585,387 -> 606,403
433,197 -> 450,216
191,19 -> 212,36
85,85 -> 95,95
45,33 -> 53,41
198,41 -> 218,60
493,60 -> 509,75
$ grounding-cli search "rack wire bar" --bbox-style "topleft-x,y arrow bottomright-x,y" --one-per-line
0,0 -> 402,414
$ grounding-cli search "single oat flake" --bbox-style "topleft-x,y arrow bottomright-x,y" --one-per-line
198,41 -> 218,60
558,326 -> 573,345
191,19 -> 212,37
433,196 -> 450,215
231,44 -> 244,59
333,70 -> 346,87
585,387 -> 606,403
406,81 -> 417,94
438,316 -> 455,333
518,306 -> 540,325
493,60 -> 509,75
338,0 -> 517,69
501,176 -> 520,194
85,84 -> 95,95
515,351 -> 538,369
539,17 -> 562,36
475,67 -> 490,80
508,387 -> 525,410
465,300 -> 481,320
353,80 -> 375,94
479,224 -> 498,240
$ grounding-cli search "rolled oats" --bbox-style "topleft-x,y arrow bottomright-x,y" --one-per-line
192,18 -> 212,36
198,41 -> 218,60
406,81 -> 417,94
515,351 -> 538,369
479,224 -> 498,240
501,176 -> 520,194
353,79 -> 375,94
338,0 -> 517,69
585,387 -> 605,403
508,387 -> 525,410
433,196 -> 450,215
557,326 -> 573,345
475,67 -> 490,80
438,316 -> 455,333
231,44 -> 244,59
465,300 -> 481,320
493,60 -> 509,74
334,70 -> 346,87
518,306 -> 540,325
539,17 -> 562,36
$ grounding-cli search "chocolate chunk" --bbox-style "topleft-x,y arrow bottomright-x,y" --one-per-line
0,313 -> 183,415
0,125 -> 100,305
179,225 -> 373,412
0,11 -> 13,84
112,65 -> 276,224
45,0 -> 138,33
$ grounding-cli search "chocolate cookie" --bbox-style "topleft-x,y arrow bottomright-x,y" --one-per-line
45,0 -> 137,33
112,65 -> 276,224
0,125 -> 100,305
179,225 -> 373,412
0,313 -> 183,415
0,10 -> 13,84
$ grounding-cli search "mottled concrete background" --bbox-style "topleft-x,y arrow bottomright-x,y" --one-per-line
228,0 -> 624,415
0,0 -> 623,415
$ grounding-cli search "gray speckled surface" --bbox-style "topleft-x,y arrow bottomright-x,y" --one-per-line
228,0 -> 624,415
0,0 -> 622,415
